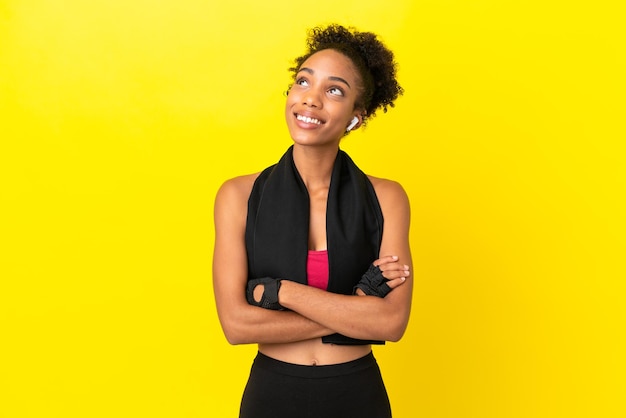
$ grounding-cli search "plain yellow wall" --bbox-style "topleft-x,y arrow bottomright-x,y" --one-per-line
1,1 -> 625,417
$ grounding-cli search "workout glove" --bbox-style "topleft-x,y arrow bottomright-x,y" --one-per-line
246,277 -> 285,310
353,264 -> 392,298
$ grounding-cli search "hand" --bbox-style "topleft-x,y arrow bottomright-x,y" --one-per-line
246,277 -> 285,310
354,255 -> 409,297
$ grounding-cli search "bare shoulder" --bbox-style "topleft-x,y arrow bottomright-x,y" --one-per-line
367,175 -> 410,209
214,173 -> 261,222
215,173 -> 260,204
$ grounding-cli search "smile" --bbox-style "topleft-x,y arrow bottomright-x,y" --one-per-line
296,114 -> 323,125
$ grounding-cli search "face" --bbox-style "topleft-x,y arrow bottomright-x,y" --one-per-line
285,49 -> 363,147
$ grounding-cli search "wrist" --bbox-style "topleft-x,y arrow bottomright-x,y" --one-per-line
246,277 -> 285,310
277,279 -> 290,308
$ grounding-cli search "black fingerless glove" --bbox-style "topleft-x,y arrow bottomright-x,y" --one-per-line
246,277 -> 285,310
353,264 -> 392,298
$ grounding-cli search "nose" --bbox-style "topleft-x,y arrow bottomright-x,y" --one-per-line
303,87 -> 322,108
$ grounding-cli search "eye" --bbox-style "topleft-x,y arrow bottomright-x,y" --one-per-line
328,87 -> 344,96
296,77 -> 309,87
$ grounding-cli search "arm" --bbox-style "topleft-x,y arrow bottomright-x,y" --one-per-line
277,179 -> 413,342
212,176 -> 334,345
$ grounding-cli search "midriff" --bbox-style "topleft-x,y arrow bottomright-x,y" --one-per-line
259,339 -> 371,366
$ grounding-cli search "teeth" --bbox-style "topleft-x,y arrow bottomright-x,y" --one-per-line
297,114 -> 321,125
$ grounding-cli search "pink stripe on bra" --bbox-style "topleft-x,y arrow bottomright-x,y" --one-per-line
306,250 -> 329,290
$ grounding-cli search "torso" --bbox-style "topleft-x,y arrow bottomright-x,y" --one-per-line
235,170 -> 388,365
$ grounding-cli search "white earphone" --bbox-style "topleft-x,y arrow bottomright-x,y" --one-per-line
346,116 -> 359,132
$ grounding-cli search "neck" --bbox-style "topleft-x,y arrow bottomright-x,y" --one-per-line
292,144 -> 339,189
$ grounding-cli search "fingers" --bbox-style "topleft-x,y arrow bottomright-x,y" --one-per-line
386,277 -> 406,290
373,255 -> 410,280
372,255 -> 399,266
381,266 -> 410,280
354,274 -> 405,296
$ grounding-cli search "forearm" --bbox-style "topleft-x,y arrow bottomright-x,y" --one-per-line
218,302 -> 334,345
278,280 -> 410,342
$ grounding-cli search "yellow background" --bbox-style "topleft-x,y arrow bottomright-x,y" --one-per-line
1,1 -> 624,417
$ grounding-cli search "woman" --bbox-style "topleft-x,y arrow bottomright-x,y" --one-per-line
213,24 -> 412,418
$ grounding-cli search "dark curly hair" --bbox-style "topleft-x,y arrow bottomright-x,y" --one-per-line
289,24 -> 403,124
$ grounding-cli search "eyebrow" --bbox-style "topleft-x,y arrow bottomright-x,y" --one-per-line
298,67 -> 352,89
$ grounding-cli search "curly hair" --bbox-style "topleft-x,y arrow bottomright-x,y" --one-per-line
289,24 -> 403,124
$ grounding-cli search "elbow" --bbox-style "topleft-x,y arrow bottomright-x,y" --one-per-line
386,326 -> 406,343
381,312 -> 409,342
222,325 -> 243,345
223,327 -> 255,346
358,324 -> 405,343
351,319 -> 407,342
223,328 -> 245,345
216,303 -> 260,345
219,317 -> 250,346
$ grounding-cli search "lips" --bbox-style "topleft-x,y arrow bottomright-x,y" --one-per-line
295,113 -> 324,125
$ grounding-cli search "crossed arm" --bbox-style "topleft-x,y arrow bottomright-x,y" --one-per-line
212,174 -> 412,345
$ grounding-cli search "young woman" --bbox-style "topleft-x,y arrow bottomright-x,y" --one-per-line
213,24 -> 411,418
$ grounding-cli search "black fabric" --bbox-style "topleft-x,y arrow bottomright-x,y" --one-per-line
354,264 -> 393,297
246,146 -> 385,345
239,352 -> 392,418
246,277 -> 284,310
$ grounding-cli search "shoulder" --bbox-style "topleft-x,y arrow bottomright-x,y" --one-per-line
367,175 -> 411,229
214,173 -> 261,213
367,176 -> 411,242
367,175 -> 410,209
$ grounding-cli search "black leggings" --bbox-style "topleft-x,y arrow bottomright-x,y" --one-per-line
239,351 -> 392,418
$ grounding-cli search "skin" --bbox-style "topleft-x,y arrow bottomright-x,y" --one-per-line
213,49 -> 412,365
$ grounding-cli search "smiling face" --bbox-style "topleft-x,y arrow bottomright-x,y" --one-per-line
285,49 -> 364,147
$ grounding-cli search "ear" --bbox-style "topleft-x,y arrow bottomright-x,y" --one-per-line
346,116 -> 360,132
350,111 -> 368,131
